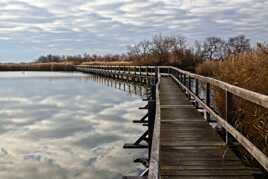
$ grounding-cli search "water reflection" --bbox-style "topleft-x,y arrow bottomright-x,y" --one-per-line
0,72 -> 147,179
86,74 -> 147,97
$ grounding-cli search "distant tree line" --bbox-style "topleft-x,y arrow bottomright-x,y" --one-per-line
35,54 -> 129,65
35,34 -> 266,72
127,34 -> 252,71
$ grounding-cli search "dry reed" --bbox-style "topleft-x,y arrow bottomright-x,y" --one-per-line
197,50 -> 268,166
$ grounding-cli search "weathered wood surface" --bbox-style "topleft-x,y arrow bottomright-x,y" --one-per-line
159,77 -> 254,179
122,177 -> 147,179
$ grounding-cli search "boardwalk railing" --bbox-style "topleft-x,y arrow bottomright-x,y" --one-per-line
76,65 -> 268,176
163,66 -> 268,173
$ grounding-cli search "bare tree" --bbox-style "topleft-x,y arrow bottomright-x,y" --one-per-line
194,40 -> 203,59
202,37 -> 227,60
127,44 -> 142,62
138,40 -> 152,63
257,43 -> 268,55
170,35 -> 187,64
151,34 -> 176,64
227,35 -> 250,55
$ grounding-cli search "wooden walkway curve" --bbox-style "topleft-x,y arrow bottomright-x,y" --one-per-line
159,77 -> 254,179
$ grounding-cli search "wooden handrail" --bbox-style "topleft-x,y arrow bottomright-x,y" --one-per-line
77,63 -> 268,109
170,74 -> 268,172
166,66 -> 268,108
77,65 -> 268,108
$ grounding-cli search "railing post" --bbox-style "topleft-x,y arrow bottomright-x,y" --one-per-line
118,66 -> 120,78
178,73 -> 181,82
188,77 -> 192,91
128,66 -> 130,81
195,79 -> 199,108
225,91 -> 233,144
195,79 -> 199,96
154,66 -> 158,84
183,74 -> 186,86
206,83 -> 211,122
188,76 -> 192,100
139,66 -> 142,83
148,88 -> 156,159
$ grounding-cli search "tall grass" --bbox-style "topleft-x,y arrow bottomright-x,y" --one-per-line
197,50 -> 268,166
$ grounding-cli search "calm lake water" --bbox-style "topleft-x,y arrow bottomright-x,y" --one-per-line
0,72 -> 147,179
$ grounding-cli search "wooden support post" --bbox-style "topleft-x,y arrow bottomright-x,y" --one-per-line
195,79 -> 199,96
123,130 -> 149,149
206,83 -> 211,122
187,76 -> 192,100
139,66 -> 142,83
119,66 -> 121,79
195,79 -> 199,108
133,113 -> 148,123
225,91 -> 233,144
124,66 -> 126,79
154,66 -> 158,85
128,66 -> 130,81
148,84 -> 156,159
183,74 -> 186,86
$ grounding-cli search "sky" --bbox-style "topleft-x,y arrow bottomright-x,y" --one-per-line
0,0 -> 267,62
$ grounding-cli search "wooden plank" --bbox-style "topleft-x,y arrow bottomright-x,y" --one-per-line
161,108 -> 203,119
160,169 -> 254,176
161,177 -> 253,179
122,177 -> 147,179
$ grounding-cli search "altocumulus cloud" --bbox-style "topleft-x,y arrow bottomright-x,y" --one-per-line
0,0 -> 267,62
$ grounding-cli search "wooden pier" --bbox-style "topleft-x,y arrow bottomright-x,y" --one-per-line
76,65 -> 268,179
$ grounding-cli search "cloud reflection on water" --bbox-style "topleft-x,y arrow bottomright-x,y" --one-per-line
0,72 -> 147,179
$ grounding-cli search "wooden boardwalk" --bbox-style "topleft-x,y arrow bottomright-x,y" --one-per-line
76,65 -> 268,178
159,77 -> 254,179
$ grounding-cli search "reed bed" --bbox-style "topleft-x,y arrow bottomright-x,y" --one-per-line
197,51 -> 268,167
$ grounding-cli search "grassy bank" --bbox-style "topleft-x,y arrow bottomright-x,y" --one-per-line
0,63 -> 75,72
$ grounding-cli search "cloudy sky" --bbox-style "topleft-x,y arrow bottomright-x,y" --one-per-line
0,0 -> 267,62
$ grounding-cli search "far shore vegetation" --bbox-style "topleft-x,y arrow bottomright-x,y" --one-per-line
1,34 -> 267,168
